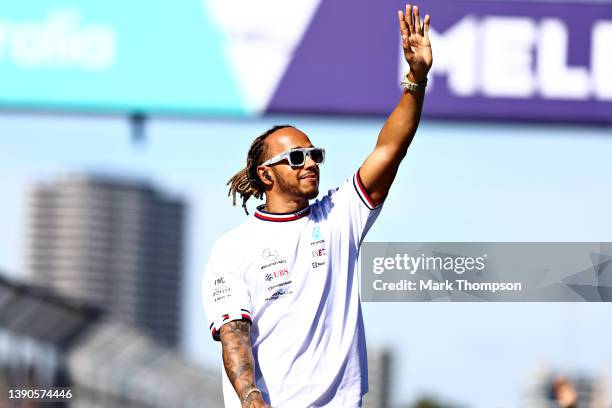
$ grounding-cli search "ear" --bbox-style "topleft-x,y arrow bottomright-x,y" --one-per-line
256,166 -> 274,186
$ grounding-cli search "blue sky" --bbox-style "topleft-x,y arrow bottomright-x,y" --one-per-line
1,112 -> 611,407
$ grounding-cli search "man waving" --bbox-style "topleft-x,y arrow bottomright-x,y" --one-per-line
203,5 -> 433,407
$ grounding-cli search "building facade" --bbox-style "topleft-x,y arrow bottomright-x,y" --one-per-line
27,175 -> 185,345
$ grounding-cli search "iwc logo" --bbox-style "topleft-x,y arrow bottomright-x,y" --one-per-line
261,248 -> 278,261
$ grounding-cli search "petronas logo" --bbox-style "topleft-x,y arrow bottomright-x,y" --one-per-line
312,226 -> 321,241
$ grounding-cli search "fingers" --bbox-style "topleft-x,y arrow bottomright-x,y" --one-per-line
397,10 -> 409,48
405,4 -> 414,36
401,4 -> 429,37
414,6 -> 422,35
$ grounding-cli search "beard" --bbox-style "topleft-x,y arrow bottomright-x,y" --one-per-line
276,174 -> 319,200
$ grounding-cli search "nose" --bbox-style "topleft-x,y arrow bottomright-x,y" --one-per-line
304,154 -> 318,170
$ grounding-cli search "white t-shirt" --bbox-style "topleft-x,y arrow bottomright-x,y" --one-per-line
202,170 -> 383,408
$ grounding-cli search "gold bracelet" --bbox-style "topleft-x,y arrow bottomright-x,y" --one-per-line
242,386 -> 262,405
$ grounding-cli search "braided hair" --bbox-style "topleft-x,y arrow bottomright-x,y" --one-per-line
227,125 -> 293,214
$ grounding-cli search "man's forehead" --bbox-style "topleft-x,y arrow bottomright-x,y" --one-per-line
267,128 -> 313,154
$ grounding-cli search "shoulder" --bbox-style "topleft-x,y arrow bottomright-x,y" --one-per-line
307,175 -> 352,221
315,173 -> 354,205
211,218 -> 257,255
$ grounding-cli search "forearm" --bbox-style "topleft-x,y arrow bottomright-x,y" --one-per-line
359,81 -> 426,203
376,75 -> 426,157
220,319 -> 260,406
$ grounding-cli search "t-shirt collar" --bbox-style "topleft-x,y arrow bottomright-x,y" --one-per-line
254,204 -> 311,222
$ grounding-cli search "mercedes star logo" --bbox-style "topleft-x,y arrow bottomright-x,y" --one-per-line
262,248 -> 278,260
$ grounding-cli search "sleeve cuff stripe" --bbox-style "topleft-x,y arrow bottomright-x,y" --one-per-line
354,170 -> 382,210
210,311 -> 252,341
353,176 -> 375,210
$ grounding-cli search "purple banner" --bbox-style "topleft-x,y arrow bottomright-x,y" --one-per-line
268,0 -> 612,124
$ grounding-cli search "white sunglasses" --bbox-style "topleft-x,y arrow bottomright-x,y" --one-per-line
260,147 -> 325,168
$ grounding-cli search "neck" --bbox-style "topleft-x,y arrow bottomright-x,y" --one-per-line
263,195 -> 309,214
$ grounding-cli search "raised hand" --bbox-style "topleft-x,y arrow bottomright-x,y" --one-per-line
398,4 -> 433,83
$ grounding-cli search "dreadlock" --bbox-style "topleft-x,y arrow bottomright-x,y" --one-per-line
227,125 -> 293,214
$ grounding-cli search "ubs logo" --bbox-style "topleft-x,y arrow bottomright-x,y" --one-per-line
264,268 -> 289,282
262,248 -> 278,261
272,268 -> 289,278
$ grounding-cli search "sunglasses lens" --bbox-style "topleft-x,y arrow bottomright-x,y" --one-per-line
310,148 -> 324,163
289,150 -> 305,166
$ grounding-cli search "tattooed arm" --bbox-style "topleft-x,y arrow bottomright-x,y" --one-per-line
220,319 -> 271,408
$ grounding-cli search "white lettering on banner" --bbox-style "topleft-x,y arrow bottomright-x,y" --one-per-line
592,21 -> 612,100
0,8 -> 117,71
405,15 -> 612,101
481,16 -> 536,97
538,19 -> 590,100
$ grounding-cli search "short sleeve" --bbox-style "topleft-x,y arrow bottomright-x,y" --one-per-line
323,168 -> 384,245
202,241 -> 253,341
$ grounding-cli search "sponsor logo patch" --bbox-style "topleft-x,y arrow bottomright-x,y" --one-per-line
312,248 -> 326,258
265,287 -> 293,302
262,248 -> 278,260
263,268 -> 290,282
312,226 -> 321,241
261,259 -> 286,270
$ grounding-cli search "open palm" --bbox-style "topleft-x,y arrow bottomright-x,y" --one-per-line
398,5 -> 433,83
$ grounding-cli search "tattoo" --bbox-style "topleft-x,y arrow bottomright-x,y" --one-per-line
246,390 -> 261,408
220,319 -> 257,403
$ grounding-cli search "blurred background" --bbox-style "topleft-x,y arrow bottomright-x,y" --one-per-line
1,0 -> 611,407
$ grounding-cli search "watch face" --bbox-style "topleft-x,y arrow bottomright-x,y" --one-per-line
401,82 -> 417,91
401,78 -> 426,92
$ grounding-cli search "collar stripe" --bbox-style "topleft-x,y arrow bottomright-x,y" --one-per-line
254,205 -> 311,222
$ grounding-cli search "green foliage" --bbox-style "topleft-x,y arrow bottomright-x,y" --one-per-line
405,397 -> 453,408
